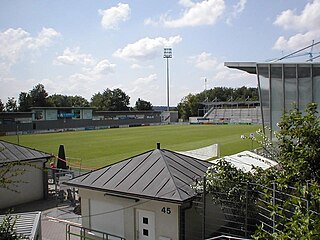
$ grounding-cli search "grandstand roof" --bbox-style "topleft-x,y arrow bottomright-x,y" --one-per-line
200,100 -> 260,106
224,62 -> 256,74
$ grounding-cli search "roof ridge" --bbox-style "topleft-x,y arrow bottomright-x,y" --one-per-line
158,149 -> 184,201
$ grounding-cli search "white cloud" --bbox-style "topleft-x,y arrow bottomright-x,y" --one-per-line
29,28 -> 61,49
226,0 -> 247,25
178,0 -> 195,8
45,59 -> 116,98
126,73 -> 160,104
114,35 -> 182,61
55,47 -> 95,66
134,73 -> 157,85
90,59 -> 116,75
0,27 -> 60,64
130,63 -> 154,69
145,0 -> 225,28
273,0 -> 320,50
130,64 -> 142,69
99,3 -> 130,30
212,62 -> 257,88
273,31 -> 320,51
189,52 -> 218,70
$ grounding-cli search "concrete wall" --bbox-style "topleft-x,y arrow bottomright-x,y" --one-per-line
0,160 -> 46,209
79,188 -> 179,240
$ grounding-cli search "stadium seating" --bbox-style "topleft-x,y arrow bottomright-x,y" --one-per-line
203,106 -> 262,124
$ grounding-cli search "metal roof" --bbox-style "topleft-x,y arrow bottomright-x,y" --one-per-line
224,62 -> 320,75
210,150 -> 277,173
224,62 -> 257,74
0,211 -> 41,240
65,148 -> 212,203
0,140 -> 52,164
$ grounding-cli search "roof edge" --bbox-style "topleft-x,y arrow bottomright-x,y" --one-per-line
63,182 -> 191,204
224,62 -> 257,74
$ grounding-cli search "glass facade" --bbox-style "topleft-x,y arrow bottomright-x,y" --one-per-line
257,65 -> 270,129
257,63 -> 320,138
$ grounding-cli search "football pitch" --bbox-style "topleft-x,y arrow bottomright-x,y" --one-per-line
0,124 -> 261,168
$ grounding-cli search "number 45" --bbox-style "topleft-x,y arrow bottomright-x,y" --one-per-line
161,207 -> 171,214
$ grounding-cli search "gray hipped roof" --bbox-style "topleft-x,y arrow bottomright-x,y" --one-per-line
0,140 -> 52,164
66,148 -> 212,203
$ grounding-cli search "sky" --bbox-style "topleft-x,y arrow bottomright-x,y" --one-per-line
1,0 -> 320,107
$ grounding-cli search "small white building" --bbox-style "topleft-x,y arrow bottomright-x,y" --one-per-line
0,140 -> 52,209
66,145 -> 225,240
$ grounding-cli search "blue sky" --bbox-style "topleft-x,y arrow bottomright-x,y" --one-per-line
1,0 -> 319,106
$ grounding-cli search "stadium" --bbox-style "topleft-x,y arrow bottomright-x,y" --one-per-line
190,100 -> 261,125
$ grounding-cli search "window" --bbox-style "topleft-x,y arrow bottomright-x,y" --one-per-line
35,110 -> 44,120
143,217 -> 148,224
73,109 -> 81,119
143,229 -> 149,236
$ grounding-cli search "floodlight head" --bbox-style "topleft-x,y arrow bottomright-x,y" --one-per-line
164,48 -> 172,58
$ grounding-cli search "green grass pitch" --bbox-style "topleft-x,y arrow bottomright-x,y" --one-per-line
0,124 -> 261,169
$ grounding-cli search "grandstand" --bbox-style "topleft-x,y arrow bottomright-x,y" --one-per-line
190,100 -> 262,124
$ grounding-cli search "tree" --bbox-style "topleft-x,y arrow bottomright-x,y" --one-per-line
90,92 -> 104,110
177,94 -> 200,120
198,103 -> 320,239
0,213 -> 23,240
5,98 -> 17,112
90,88 -> 130,111
70,95 -> 89,107
18,92 -> 32,112
30,84 -> 49,107
0,99 -> 4,112
47,94 -> 89,107
47,94 -> 72,107
135,98 -> 153,111
253,104 -> 320,239
275,102 -> 320,183
110,88 -> 130,111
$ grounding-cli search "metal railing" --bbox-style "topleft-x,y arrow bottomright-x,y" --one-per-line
196,178 -> 319,239
66,223 -> 126,240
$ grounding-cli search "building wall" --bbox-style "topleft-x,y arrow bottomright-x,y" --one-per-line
161,111 -> 178,123
257,63 -> 320,137
0,160 -> 45,209
0,110 -> 162,134
79,188 -> 179,240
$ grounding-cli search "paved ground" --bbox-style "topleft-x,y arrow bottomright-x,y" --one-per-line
3,198 -> 82,240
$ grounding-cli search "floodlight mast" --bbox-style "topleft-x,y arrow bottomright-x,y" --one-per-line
164,48 -> 172,112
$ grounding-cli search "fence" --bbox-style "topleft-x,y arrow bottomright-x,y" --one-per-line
47,168 -> 81,205
66,223 -> 126,240
196,178 -> 319,239
254,182 -> 319,236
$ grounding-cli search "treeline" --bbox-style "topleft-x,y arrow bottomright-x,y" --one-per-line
0,84 -> 153,112
177,86 -> 259,120
0,84 -> 258,118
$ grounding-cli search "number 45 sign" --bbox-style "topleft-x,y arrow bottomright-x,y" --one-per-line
161,207 -> 171,214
